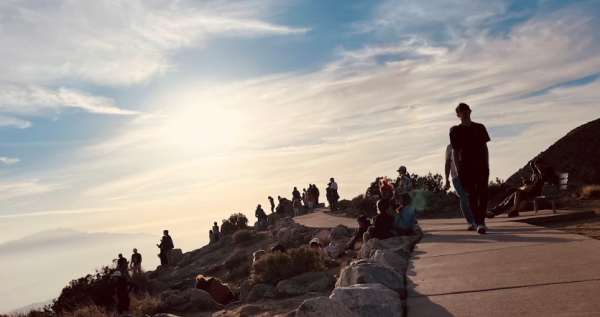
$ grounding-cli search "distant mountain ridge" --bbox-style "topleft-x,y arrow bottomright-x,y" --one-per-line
506,117 -> 600,187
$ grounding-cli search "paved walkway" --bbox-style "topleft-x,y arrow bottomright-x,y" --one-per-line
406,209 -> 600,317
293,208 -> 358,229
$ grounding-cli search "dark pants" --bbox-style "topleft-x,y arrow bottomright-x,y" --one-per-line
315,195 -> 319,206
271,204 -> 274,213
117,296 -> 130,314
459,169 -> 489,225
491,193 -> 515,215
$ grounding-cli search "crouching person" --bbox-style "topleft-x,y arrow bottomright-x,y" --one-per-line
346,216 -> 371,250
195,275 -> 235,305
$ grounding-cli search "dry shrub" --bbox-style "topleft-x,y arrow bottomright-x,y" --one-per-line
581,185 -> 600,199
232,230 -> 252,244
59,305 -> 116,317
129,294 -> 161,316
225,250 -> 249,270
251,248 -> 325,285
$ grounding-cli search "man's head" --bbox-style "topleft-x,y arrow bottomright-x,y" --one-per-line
377,198 -> 391,215
118,253 -> 123,258
330,178 -> 335,182
455,103 -> 472,120
214,222 -> 218,226
357,215 -> 370,228
163,230 -> 168,236
133,248 -> 137,253
397,166 -> 407,175
258,204 -> 261,208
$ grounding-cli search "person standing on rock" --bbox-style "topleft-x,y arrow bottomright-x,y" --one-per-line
268,196 -> 275,213
116,253 -> 128,277
158,230 -> 175,266
112,271 -> 135,314
130,248 -> 142,276
255,204 -> 268,231
293,196 -> 301,217
444,140 -> 476,231
212,222 -> 220,242
209,230 -> 216,244
326,183 -> 333,211
394,166 -> 413,199
312,184 -> 320,206
292,187 -> 301,201
450,102 -> 491,234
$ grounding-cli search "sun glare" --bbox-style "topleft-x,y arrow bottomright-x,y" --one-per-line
166,107 -> 239,150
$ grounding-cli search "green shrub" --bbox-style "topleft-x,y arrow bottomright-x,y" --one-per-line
232,230 -> 252,244
251,248 -> 326,285
581,185 -> 600,199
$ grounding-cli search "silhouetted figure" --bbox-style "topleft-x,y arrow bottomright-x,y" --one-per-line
445,141 -> 475,230
112,271 -> 134,314
450,103 -> 491,234
312,184 -> 320,206
117,253 -> 128,277
347,216 -> 371,250
329,178 -> 339,211
292,187 -> 301,201
130,248 -> 142,275
158,230 -> 175,266
209,230 -> 216,244
326,183 -> 332,210
255,204 -> 268,231
308,193 -> 315,212
212,222 -> 220,242
268,196 -> 275,213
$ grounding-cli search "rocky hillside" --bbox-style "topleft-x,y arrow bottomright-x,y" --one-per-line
506,118 -> 600,187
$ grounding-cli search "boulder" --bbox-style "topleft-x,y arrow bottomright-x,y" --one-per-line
278,227 -> 292,240
277,279 -> 308,296
336,260 -> 406,299
330,284 -> 403,317
328,224 -> 349,241
358,237 -> 413,259
164,295 -> 187,307
186,289 -> 215,309
290,228 -> 301,240
240,304 -> 263,315
268,213 -> 281,226
289,272 -> 336,286
171,249 -> 184,265
246,284 -> 274,302
313,229 -> 331,243
239,279 -> 252,302
370,250 -> 409,273
307,277 -> 333,293
295,297 -> 358,317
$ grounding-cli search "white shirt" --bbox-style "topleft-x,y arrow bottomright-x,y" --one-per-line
330,181 -> 338,190
445,144 -> 458,180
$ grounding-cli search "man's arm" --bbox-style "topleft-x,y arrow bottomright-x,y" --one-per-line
445,159 -> 451,189
452,149 -> 461,175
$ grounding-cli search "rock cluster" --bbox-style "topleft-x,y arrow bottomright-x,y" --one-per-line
159,288 -> 223,313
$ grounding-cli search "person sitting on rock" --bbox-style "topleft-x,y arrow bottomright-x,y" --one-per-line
195,274 -> 235,305
209,230 -> 216,244
393,193 -> 416,235
364,198 -> 396,243
253,250 -> 267,263
346,216 -> 372,250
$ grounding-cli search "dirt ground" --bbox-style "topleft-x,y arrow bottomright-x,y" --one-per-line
539,197 -> 600,240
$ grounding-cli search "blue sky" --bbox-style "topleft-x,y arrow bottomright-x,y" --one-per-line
1,0 -> 600,309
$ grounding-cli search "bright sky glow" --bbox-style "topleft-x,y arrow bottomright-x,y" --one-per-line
1,0 -> 600,311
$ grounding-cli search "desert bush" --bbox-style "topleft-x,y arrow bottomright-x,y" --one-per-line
58,304 -> 116,317
232,230 -> 252,244
337,199 -> 353,210
251,248 -> 326,285
221,213 -> 249,235
50,266 -> 117,315
580,185 -> 600,199
129,294 -> 161,316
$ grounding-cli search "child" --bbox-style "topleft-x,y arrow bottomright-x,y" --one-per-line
364,198 -> 396,243
346,215 -> 372,250
307,194 -> 316,212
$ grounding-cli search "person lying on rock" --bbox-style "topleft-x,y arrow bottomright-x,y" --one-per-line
346,215 -> 372,250
364,198 -> 396,243
392,193 -> 416,235
195,274 -> 235,305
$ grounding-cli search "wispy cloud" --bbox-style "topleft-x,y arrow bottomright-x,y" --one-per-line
0,207 -> 123,219
0,157 -> 20,165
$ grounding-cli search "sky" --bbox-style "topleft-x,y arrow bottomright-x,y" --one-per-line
1,0 -> 600,269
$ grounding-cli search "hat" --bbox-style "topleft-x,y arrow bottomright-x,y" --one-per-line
309,238 -> 321,246
112,271 -> 121,277
397,166 -> 407,172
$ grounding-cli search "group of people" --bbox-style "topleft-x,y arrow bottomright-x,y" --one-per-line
115,248 -> 143,277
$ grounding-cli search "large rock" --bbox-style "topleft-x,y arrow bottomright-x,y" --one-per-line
307,277 -> 332,293
289,272 -> 336,286
295,297 -> 358,317
313,229 -> 331,243
239,279 -> 252,302
246,284 -> 275,302
171,248 -> 184,265
164,294 -> 187,307
276,272 -> 336,296
336,260 -> 406,299
277,280 -> 308,296
186,288 -> 215,309
328,224 -> 349,241
330,284 -> 403,317
358,237 -> 413,260
370,250 -> 409,273
268,213 -> 281,225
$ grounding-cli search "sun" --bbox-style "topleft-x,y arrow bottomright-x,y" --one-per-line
166,107 -> 239,151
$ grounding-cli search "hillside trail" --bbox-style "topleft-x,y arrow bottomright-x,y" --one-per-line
406,208 -> 600,317
292,207 -> 358,229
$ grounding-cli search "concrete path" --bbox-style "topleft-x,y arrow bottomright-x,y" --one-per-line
293,208 -> 358,229
407,209 -> 600,317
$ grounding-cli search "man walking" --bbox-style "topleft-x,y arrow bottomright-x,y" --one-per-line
158,230 -> 175,266
450,103 -> 491,234
444,141 -> 476,230
130,248 -> 142,275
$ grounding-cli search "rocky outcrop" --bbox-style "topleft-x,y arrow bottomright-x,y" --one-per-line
293,297 -> 358,317
330,284 -> 403,317
159,288 -> 222,313
246,284 -> 275,302
357,236 -> 414,260
335,259 -> 406,299
275,272 -> 336,297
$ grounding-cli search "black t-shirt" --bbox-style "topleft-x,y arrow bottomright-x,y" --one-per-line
131,253 -> 142,265
449,122 -> 491,171
117,258 -> 128,267
115,279 -> 134,299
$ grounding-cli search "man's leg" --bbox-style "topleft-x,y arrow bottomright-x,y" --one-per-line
459,171 -> 479,224
452,178 -> 474,224
473,171 -> 489,226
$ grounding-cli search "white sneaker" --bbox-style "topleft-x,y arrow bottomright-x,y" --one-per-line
477,224 -> 488,234
468,223 -> 477,231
